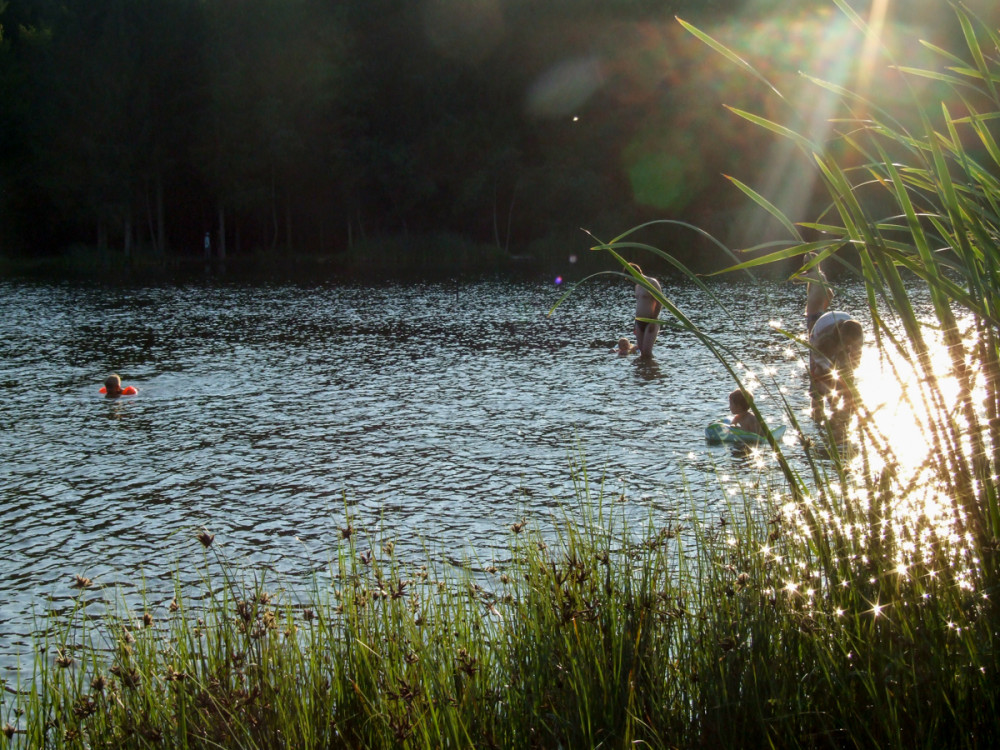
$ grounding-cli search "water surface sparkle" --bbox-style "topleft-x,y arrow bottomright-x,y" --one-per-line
0,275 -> 978,671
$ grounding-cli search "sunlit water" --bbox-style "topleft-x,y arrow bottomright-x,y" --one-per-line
0,273 -> 960,674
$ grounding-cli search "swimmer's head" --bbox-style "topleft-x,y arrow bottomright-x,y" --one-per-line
617,337 -> 631,352
104,373 -> 122,396
729,388 -> 752,414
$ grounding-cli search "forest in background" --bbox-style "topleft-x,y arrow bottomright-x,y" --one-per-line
0,0 -> 993,273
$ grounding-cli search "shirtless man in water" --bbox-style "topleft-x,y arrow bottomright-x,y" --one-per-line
629,262 -> 663,359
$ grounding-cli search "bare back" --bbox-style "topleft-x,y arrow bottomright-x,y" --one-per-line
804,266 -> 833,316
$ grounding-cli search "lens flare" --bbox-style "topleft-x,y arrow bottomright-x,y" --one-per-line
526,57 -> 605,119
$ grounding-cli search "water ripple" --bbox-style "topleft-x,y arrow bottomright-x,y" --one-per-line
0,275 -> 884,673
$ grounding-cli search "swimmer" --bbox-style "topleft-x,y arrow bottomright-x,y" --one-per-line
728,388 -> 763,436
101,373 -> 138,397
612,337 -> 637,356
809,311 -> 863,397
628,262 -> 663,359
802,252 -> 834,333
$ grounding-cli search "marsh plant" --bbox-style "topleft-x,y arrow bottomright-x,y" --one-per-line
5,2 -> 1000,748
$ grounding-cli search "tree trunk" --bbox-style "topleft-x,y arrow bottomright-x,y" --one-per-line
156,175 -> 165,254
217,206 -> 227,260
270,173 -> 279,251
145,186 -> 155,251
123,214 -> 133,257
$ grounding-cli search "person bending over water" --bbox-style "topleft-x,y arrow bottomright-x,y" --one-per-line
809,311 -> 863,398
629,262 -> 662,359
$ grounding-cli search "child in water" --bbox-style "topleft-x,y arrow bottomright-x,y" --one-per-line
101,373 -> 138,397
728,388 -> 763,435
613,337 -> 637,356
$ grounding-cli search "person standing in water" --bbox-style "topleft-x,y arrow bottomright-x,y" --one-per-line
809,311 -> 864,402
629,262 -> 662,359
802,252 -> 834,333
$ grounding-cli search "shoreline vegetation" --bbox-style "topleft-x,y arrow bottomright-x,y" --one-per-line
0,234 -> 553,283
2,461 -> 995,749
4,3 -> 1000,747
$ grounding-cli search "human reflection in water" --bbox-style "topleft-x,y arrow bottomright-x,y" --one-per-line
633,357 -> 663,381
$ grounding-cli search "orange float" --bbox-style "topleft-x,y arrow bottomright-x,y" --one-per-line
99,386 -> 138,395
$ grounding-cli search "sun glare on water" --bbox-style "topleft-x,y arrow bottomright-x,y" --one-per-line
829,313 -> 986,575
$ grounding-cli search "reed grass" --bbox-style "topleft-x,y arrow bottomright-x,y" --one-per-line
5,3 -> 1000,748
4,453 -> 996,748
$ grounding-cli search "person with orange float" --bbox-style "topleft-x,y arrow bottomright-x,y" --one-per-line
100,373 -> 138,397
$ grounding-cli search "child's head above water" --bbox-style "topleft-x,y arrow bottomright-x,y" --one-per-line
729,388 -> 752,414
104,373 -> 123,396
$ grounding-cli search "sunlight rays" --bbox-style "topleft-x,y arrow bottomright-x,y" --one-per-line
856,0 -> 892,99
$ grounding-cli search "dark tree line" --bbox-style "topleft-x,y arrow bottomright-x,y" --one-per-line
1,0 -> 984,270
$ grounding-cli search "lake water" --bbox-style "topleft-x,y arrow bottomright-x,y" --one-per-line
0,271 -> 924,672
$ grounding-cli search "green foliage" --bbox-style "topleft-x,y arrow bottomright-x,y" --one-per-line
4,452 -> 998,748
5,4 -> 1000,748
0,0 -> 826,264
